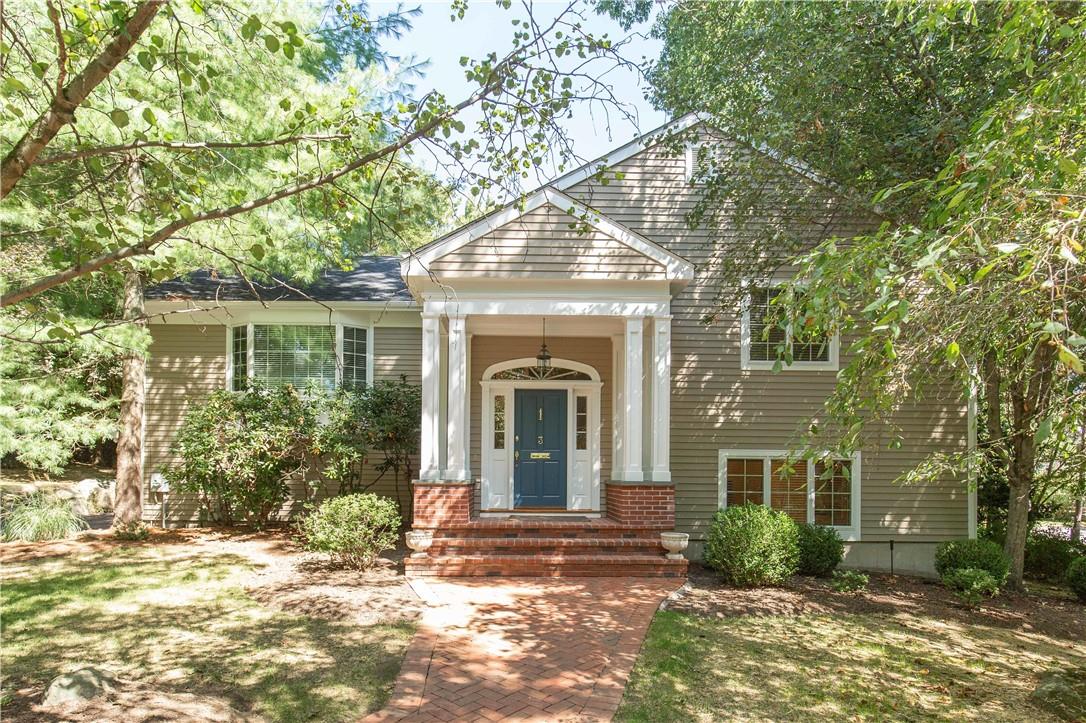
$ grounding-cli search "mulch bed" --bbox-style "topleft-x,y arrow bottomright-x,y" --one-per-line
667,564 -> 1086,641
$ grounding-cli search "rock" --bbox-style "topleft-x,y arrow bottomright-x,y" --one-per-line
1031,669 -> 1086,721
41,667 -> 119,709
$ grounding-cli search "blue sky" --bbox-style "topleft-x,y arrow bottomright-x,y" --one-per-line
370,1 -> 667,185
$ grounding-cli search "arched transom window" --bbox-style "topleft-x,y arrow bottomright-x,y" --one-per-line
490,365 -> 593,381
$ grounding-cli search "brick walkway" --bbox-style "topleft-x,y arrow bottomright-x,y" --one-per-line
365,578 -> 681,722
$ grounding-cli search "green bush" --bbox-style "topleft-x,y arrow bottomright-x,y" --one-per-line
299,493 -> 401,570
1,492 -> 87,541
1025,529 -> 1086,581
830,569 -> 868,593
704,504 -> 799,586
167,383 -> 324,527
797,523 -> 844,576
1068,557 -> 1086,603
934,538 -> 1010,586
942,567 -> 999,609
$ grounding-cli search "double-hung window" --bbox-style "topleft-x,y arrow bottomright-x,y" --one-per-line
227,323 -> 371,391
741,284 -> 839,370
718,449 -> 860,539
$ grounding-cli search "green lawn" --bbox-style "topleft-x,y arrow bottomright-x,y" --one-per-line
618,609 -> 1086,722
1,545 -> 413,721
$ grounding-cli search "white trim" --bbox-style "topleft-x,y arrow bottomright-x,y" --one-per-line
716,448 -> 862,541
480,357 -> 602,512
424,298 -> 671,318
480,356 -> 601,383
403,187 -> 694,283
739,281 -> 840,372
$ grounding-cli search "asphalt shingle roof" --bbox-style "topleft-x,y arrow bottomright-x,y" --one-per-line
144,256 -> 412,303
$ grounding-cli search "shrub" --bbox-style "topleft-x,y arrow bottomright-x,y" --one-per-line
113,520 -> 150,541
1,492 -> 87,541
299,493 -> 401,570
942,567 -> 1000,609
1025,528 -> 1086,582
1068,557 -> 1086,603
167,383 -> 323,527
704,504 -> 799,586
831,569 -> 868,593
797,524 -> 844,576
934,538 -> 1010,586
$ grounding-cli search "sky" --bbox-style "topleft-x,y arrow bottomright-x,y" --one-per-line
369,0 -> 668,186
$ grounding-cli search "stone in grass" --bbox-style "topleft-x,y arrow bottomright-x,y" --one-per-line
1031,669 -> 1086,722
41,667 -> 118,708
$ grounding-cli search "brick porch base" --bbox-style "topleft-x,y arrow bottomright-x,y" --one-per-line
406,482 -> 687,578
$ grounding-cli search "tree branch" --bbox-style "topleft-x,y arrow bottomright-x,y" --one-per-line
36,134 -> 352,164
1,71 -> 506,307
0,1 -> 165,199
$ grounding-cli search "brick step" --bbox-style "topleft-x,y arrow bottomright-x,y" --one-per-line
428,536 -> 665,556
425,521 -> 666,540
404,553 -> 688,578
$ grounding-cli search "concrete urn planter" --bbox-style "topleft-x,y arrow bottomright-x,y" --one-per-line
405,530 -> 434,557
660,532 -> 690,560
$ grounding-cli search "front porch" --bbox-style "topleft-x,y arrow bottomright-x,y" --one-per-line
399,186 -> 694,577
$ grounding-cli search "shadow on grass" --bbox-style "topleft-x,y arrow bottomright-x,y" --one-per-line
2,551 -> 413,722
617,610 -> 1086,722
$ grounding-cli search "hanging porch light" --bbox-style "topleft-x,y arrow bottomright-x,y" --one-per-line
535,318 -> 552,372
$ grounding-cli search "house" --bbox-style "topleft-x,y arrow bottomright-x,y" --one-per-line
143,115 -> 974,576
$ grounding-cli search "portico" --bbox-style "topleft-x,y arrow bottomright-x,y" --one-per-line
402,188 -> 692,520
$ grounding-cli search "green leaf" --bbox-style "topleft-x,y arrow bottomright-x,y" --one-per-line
264,35 -> 280,52
1035,417 -> 1052,444
250,244 -> 265,260
1057,345 -> 1084,374
1058,157 -> 1079,176
137,51 -> 154,71
945,341 -> 960,363
142,107 -> 157,126
109,109 -> 130,128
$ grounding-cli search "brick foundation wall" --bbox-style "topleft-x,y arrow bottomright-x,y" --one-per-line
605,485 -> 675,528
412,482 -> 474,528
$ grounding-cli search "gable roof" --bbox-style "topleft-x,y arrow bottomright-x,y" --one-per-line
145,256 -> 412,303
402,186 -> 694,282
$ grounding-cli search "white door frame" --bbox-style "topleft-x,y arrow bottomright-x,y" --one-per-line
480,358 -> 602,512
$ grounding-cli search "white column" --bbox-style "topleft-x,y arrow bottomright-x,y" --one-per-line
445,314 -> 470,481
651,316 -> 672,482
622,316 -> 644,482
611,333 -> 624,480
419,313 -> 442,481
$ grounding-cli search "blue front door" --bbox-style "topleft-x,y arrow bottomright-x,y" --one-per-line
514,389 -> 567,508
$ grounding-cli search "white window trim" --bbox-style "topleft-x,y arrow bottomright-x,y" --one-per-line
224,321 -> 374,390
716,448 -> 861,541
739,280 -> 840,371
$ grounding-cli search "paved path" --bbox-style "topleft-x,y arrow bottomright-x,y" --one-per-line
365,578 -> 681,722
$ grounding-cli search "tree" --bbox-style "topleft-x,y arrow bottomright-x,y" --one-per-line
650,0 -> 1084,588
1,0 -> 639,527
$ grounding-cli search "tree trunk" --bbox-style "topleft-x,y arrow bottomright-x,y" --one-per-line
113,269 -> 146,526
1072,496 -> 1084,544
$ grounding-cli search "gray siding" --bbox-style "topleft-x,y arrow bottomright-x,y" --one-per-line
565,137 -> 970,542
431,203 -> 666,279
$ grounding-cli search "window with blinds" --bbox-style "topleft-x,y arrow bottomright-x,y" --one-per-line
725,458 -> 764,506
770,459 -> 809,524
746,285 -> 831,365
252,325 -> 337,390
230,326 -> 248,391
814,459 -> 853,527
341,326 -> 368,390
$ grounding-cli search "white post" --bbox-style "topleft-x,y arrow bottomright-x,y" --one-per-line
420,313 -> 442,481
622,316 -> 644,482
651,316 -> 672,482
445,314 -> 469,481
611,333 -> 624,480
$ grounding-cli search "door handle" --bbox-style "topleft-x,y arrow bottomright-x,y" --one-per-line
514,450 -> 520,463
